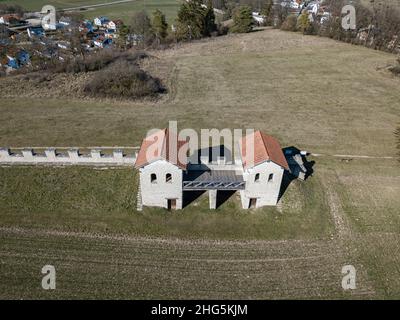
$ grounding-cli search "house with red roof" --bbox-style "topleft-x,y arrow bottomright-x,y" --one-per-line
135,128 -> 189,210
238,130 -> 289,208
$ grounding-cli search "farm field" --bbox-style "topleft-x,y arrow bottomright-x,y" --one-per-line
0,0 -> 182,22
0,29 -> 400,298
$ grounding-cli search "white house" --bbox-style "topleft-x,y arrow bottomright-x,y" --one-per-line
135,128 -> 188,210
59,16 -> 71,26
94,16 -> 109,28
238,130 -> 289,208
135,129 -> 296,211
106,20 -> 116,30
252,12 -> 266,25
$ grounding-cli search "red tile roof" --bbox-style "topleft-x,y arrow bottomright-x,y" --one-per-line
134,128 -> 188,170
0,14 -> 21,22
239,130 -> 289,170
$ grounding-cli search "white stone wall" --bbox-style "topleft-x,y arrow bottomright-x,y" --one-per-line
240,161 -> 284,208
0,148 -> 136,166
139,160 -> 183,209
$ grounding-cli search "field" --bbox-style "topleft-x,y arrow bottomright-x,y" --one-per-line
0,28 -> 400,299
1,0 -> 182,22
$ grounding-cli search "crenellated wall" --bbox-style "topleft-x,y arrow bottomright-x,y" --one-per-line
0,148 -> 137,166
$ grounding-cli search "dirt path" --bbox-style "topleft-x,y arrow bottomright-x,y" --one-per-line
321,174 -> 352,239
312,153 -> 395,159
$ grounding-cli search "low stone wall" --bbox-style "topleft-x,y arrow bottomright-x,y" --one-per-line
0,148 -> 137,166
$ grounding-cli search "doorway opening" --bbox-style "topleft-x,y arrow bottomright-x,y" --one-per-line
167,199 -> 177,210
249,198 -> 257,209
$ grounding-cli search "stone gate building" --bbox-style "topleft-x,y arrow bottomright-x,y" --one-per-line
134,128 -> 301,210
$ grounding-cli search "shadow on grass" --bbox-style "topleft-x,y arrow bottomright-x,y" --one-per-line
279,146 -> 315,202
216,190 -> 236,209
182,190 -> 206,208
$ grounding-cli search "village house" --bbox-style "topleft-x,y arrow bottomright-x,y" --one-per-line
4,49 -> 30,69
27,26 -> 45,39
79,20 -> 94,33
59,16 -> 71,27
105,29 -> 117,39
94,16 -> 110,29
134,129 -> 304,210
93,35 -> 112,48
252,12 -> 266,26
106,20 -> 116,31
0,14 -> 22,26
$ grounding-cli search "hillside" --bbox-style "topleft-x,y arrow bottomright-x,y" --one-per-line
0,28 -> 400,299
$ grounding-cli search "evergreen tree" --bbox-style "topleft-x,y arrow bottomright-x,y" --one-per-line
176,0 -> 207,40
116,23 -> 130,49
204,0 -> 217,36
230,5 -> 254,33
260,0 -> 273,19
174,0 -> 218,40
152,9 -> 168,42
297,12 -> 312,34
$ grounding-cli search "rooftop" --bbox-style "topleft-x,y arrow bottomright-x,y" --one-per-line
183,170 -> 245,190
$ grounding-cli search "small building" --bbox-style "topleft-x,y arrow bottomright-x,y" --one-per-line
27,27 -> 45,38
94,16 -> 110,28
0,14 -> 21,26
79,20 -> 94,33
127,34 -> 144,46
59,16 -> 72,26
57,41 -> 70,50
106,20 -> 116,31
135,128 -> 188,210
135,129 -> 297,210
252,12 -> 265,25
5,50 -> 30,69
238,130 -> 289,208
16,50 -> 30,65
105,29 -> 117,39
93,36 -> 112,48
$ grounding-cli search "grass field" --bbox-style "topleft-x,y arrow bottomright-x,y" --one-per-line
0,28 -> 400,299
1,0 -> 182,22
0,166 -> 334,240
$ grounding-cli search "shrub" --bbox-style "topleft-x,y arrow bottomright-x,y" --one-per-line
389,58 -> 400,76
54,50 -> 148,74
281,15 -> 297,32
83,60 -> 164,99
396,125 -> 400,163
0,4 -> 24,15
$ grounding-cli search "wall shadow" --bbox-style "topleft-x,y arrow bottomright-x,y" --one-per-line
216,190 -> 236,209
192,145 -> 233,164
